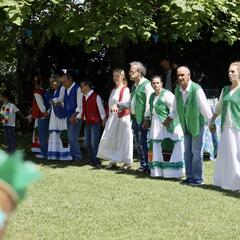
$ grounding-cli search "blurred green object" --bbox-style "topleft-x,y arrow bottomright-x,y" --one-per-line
0,150 -> 41,201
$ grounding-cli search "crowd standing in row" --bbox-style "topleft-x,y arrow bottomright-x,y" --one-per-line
1,61 -> 240,192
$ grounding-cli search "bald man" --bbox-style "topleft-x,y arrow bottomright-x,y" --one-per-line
163,66 -> 212,186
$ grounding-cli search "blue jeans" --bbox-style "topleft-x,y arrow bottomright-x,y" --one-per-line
184,127 -> 205,181
4,126 -> 16,153
84,122 -> 101,165
38,118 -> 49,157
67,118 -> 82,160
132,119 -> 148,168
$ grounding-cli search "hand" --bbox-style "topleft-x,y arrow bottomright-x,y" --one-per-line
209,123 -> 216,133
43,112 -> 49,117
110,104 -> 118,113
102,118 -> 107,127
162,117 -> 172,128
70,115 -> 77,124
26,115 -> 32,123
141,119 -> 150,129
49,99 -> 55,106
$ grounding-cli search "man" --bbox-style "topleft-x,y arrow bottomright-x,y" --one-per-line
163,66 -> 212,185
123,61 -> 154,173
80,81 -> 106,167
159,57 -> 178,92
61,72 -> 82,161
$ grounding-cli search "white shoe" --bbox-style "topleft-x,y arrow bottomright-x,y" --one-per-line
35,154 -> 44,159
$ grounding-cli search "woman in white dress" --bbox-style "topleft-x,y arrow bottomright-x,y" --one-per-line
97,69 -> 133,169
47,75 -> 72,161
148,75 -> 185,178
210,62 -> 240,191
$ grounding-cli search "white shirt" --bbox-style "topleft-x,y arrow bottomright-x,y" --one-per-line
79,90 -> 106,120
131,77 -> 154,118
169,80 -> 212,124
1,102 -> 19,127
214,86 -> 240,129
145,89 -> 174,118
66,82 -> 83,114
34,93 -> 46,113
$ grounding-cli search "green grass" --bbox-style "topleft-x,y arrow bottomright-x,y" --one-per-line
2,133 -> 240,240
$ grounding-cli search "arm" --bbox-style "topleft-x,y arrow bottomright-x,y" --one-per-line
70,87 -> 82,124
13,104 -> 26,121
52,86 -> 65,104
144,82 -> 154,119
97,95 -> 107,126
209,89 -> 223,132
162,92 -> 177,127
196,88 -> 213,124
115,87 -> 131,112
164,91 -> 175,112
96,95 -> 106,120
34,93 -> 46,114
117,88 -> 131,110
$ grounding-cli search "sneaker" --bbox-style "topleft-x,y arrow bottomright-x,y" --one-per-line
106,162 -> 117,169
35,154 -> 44,159
92,163 -> 102,169
190,179 -> 204,186
121,163 -> 131,170
137,166 -> 148,173
180,178 -> 193,185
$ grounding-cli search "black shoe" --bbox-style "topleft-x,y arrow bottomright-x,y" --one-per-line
137,166 -> 148,173
180,178 -> 193,185
190,179 -> 204,186
92,163 -> 101,169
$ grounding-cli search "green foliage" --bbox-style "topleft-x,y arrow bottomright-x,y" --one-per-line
1,0 -> 240,56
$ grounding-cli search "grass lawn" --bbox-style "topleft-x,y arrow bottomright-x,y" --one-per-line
2,133 -> 240,240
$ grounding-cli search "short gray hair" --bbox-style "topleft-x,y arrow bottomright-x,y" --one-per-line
130,61 -> 146,77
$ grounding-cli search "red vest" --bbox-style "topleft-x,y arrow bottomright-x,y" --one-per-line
118,86 -> 130,118
82,92 -> 101,124
32,89 -> 45,119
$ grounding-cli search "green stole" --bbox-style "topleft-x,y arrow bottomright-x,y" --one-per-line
221,86 -> 240,130
149,89 -> 179,133
131,78 -> 150,124
175,82 -> 206,137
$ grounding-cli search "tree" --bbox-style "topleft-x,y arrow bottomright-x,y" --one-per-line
1,0 -> 240,62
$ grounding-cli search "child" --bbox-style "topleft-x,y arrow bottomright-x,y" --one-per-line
80,80 -> 106,167
0,90 -> 26,153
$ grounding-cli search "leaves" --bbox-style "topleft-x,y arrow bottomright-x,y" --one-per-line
1,0 -> 240,56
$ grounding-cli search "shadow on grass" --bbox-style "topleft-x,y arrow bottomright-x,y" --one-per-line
196,184 -> 240,199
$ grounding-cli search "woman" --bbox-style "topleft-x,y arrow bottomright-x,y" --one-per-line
47,75 -> 72,161
210,62 -> 240,191
148,75 -> 185,178
97,69 -> 133,169
31,75 -> 49,159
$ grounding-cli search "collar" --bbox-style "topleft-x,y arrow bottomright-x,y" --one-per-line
68,82 -> 75,91
85,89 -> 94,98
180,80 -> 192,93
135,77 -> 146,87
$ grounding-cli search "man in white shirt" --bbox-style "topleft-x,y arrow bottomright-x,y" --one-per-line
128,61 -> 154,173
61,72 -> 83,161
164,66 -> 212,185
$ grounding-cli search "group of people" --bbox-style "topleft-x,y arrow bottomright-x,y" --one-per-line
1,60 -> 240,192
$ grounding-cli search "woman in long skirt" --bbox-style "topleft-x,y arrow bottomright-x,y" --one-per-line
97,69 -> 133,169
210,61 -> 240,191
47,75 -> 72,161
148,75 -> 185,178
